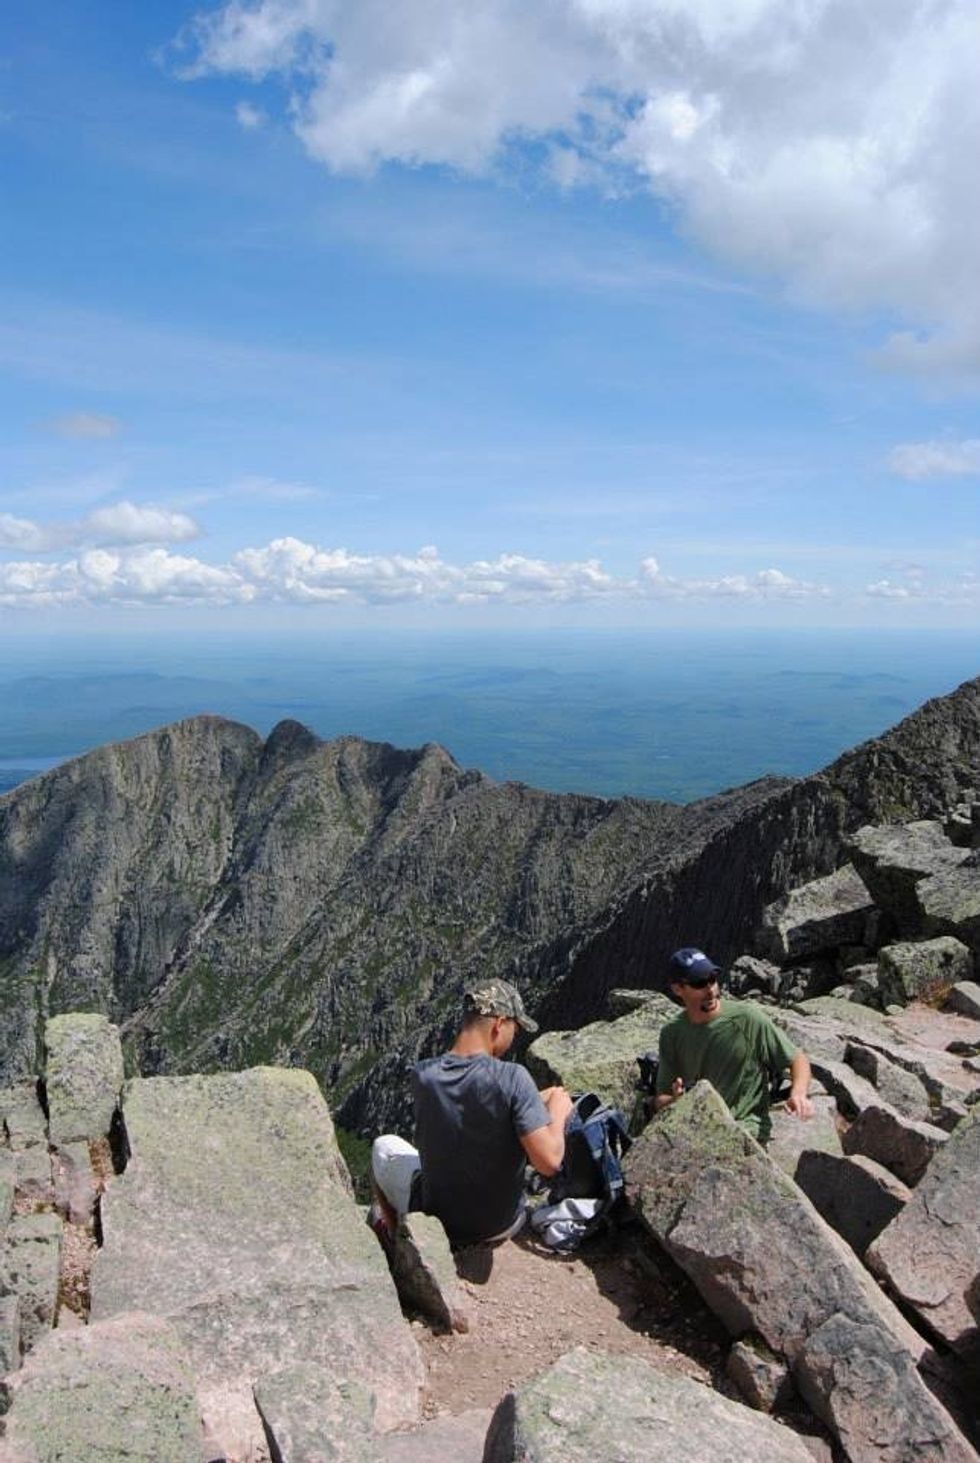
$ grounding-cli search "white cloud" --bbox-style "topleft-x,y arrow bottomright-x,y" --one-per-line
0,535 -> 830,609
235,100 -> 266,129
81,502 -> 200,545
888,439 -> 980,480
46,411 -> 121,440
180,0 -> 980,371
0,501 -> 202,554
640,557 -> 827,600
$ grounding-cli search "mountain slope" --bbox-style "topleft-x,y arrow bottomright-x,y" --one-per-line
1,675 -> 977,1130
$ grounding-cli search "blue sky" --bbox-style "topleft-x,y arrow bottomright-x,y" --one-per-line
2,0 -> 978,631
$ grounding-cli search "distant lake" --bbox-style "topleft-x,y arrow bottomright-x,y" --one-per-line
0,629 -> 976,803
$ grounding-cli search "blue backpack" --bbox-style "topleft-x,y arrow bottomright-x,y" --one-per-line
551,1090 -> 631,1205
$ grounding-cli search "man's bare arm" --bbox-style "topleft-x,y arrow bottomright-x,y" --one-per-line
785,1051 -> 814,1119
520,1086 -> 573,1176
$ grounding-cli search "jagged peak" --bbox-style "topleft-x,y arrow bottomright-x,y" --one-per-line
260,718 -> 322,771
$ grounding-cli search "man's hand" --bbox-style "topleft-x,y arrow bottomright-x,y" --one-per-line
653,1076 -> 684,1112
785,1052 -> 813,1120
542,1085 -> 574,1126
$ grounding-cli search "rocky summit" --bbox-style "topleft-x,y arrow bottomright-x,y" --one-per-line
1,675 -> 979,1135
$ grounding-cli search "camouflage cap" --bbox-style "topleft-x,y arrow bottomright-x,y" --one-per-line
463,978 -> 539,1033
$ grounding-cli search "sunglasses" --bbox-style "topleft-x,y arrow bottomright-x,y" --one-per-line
681,973 -> 720,988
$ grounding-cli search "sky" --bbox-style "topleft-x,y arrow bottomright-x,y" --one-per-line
2,0 -> 979,632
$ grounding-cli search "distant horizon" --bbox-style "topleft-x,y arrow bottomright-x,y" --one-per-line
2,626 -> 975,805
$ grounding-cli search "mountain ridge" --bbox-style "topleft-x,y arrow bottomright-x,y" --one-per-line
1,676 -> 978,1132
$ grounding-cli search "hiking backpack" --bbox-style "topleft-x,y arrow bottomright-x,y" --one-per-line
530,1091 -> 632,1251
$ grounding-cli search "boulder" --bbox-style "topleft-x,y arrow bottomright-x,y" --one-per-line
877,937 -> 973,1008
807,1056 -> 882,1118
43,1013 -> 124,1146
917,855 -> 980,956
526,996 -> 675,1114
0,1312 -> 205,1462
844,1042 -> 932,1122
3,1212 -> 61,1355
795,1314 -> 977,1463
851,964 -> 883,1008
625,1082 -> 925,1364
766,1095 -> 842,1179
484,1347 -> 815,1463
0,1084 -> 47,1151
605,988 -> 661,1017
52,1141 -> 98,1227
388,1212 -> 470,1334
947,981 -> 980,1021
728,955 -> 783,1000
0,1291 -> 18,1375
91,1067 -> 424,1460
866,1106 -> 980,1355
758,864 -> 875,963
378,1409 -> 493,1462
253,1365 -> 376,1462
13,1144 -> 52,1206
842,1103 -> 948,1186
845,822 -> 969,935
795,1151 -> 910,1257
0,1150 -> 13,1227
726,1335 -> 794,1412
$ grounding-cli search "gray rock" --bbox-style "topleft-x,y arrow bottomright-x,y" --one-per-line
851,964 -> 883,1008
947,981 -> 980,1020
0,1150 -> 13,1227
44,1013 -> 124,1146
0,1311 -> 205,1462
795,1151 -> 910,1256
526,997 -> 675,1115
91,1067 -> 424,1460
0,1292 -> 19,1374
808,1056 -> 882,1117
378,1409 -> 493,1462
13,1144 -> 52,1206
866,1106 -> 980,1354
605,988 -> 661,1016
845,821 -> 970,935
625,1082 -> 925,1363
845,1042 -> 932,1122
795,1314 -> 977,1463
4,1212 -> 62,1355
0,1084 -> 47,1151
484,1347 -> 815,1462
878,936 -> 973,1007
842,1103 -> 949,1186
728,955 -> 783,999
837,1030 -> 974,1130
726,1336 -> 795,1413
388,1212 -> 470,1335
253,1365 -> 376,1462
759,863 -> 875,963
52,1142 -> 97,1227
917,856 -> 980,956
766,1095 -> 842,1179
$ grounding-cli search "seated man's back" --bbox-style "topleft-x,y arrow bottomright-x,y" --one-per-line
414,1050 -> 549,1248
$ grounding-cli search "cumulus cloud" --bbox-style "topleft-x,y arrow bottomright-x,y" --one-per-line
0,501 -> 201,554
888,439 -> 980,480
179,0 -> 980,370
640,557 -> 827,600
46,411 -> 121,440
235,99 -> 266,129
0,536 -> 831,609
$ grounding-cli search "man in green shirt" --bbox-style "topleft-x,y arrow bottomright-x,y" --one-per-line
655,947 -> 813,1142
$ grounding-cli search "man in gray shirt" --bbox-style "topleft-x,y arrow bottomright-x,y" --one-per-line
371,979 -> 572,1248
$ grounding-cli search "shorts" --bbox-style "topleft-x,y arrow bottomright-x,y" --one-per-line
370,1134 -> 421,1215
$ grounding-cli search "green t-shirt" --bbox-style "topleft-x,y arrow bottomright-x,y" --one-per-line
656,1000 -> 798,1141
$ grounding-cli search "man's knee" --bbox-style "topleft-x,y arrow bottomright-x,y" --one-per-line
370,1134 -> 420,1215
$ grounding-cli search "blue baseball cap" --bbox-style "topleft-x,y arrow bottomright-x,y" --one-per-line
668,947 -> 721,984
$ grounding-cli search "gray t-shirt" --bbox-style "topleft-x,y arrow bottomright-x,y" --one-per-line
412,1053 -> 550,1247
